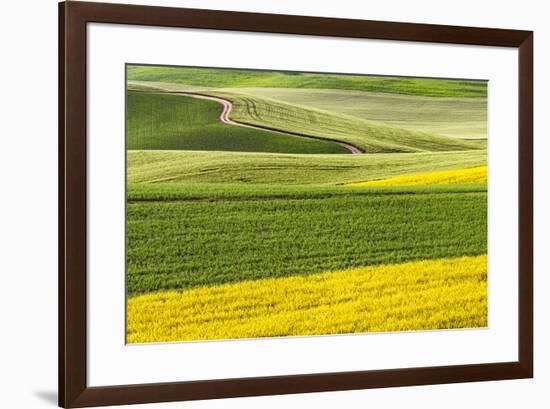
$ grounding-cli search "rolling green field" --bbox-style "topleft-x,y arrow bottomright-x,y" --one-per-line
127,150 -> 486,185
127,181 -> 487,202
228,88 -> 487,139
207,91 -> 485,152
127,92 -> 349,154
125,65 -> 488,343
128,65 -> 487,97
127,84 -> 485,153
127,189 -> 486,296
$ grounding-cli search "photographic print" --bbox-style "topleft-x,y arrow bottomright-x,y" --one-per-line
125,65 -> 488,344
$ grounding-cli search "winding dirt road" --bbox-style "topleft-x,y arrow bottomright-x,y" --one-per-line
169,92 -> 364,154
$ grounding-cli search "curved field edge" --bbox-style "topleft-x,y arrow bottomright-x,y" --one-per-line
127,91 -> 350,154
347,166 -> 488,187
127,149 -> 487,185
136,88 -> 484,154
209,91 -> 485,153
128,81 -> 488,140
127,255 -> 488,343
127,83 -> 485,153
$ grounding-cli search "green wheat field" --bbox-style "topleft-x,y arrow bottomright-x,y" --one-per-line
125,65 -> 488,343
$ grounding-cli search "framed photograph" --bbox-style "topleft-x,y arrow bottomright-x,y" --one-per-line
59,1 -> 533,407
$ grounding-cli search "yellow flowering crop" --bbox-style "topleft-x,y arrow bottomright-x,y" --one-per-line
346,166 -> 487,187
127,255 -> 487,343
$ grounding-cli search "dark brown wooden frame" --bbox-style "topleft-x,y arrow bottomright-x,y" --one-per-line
59,1 -> 533,407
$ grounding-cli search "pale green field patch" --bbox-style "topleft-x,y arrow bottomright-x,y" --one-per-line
227,87 -> 487,140
127,149 -> 487,185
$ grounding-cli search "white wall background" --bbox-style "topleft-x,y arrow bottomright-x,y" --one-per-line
0,0 -> 546,408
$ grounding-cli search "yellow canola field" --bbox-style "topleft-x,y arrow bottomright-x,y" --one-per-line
127,255 -> 488,343
347,166 -> 487,187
